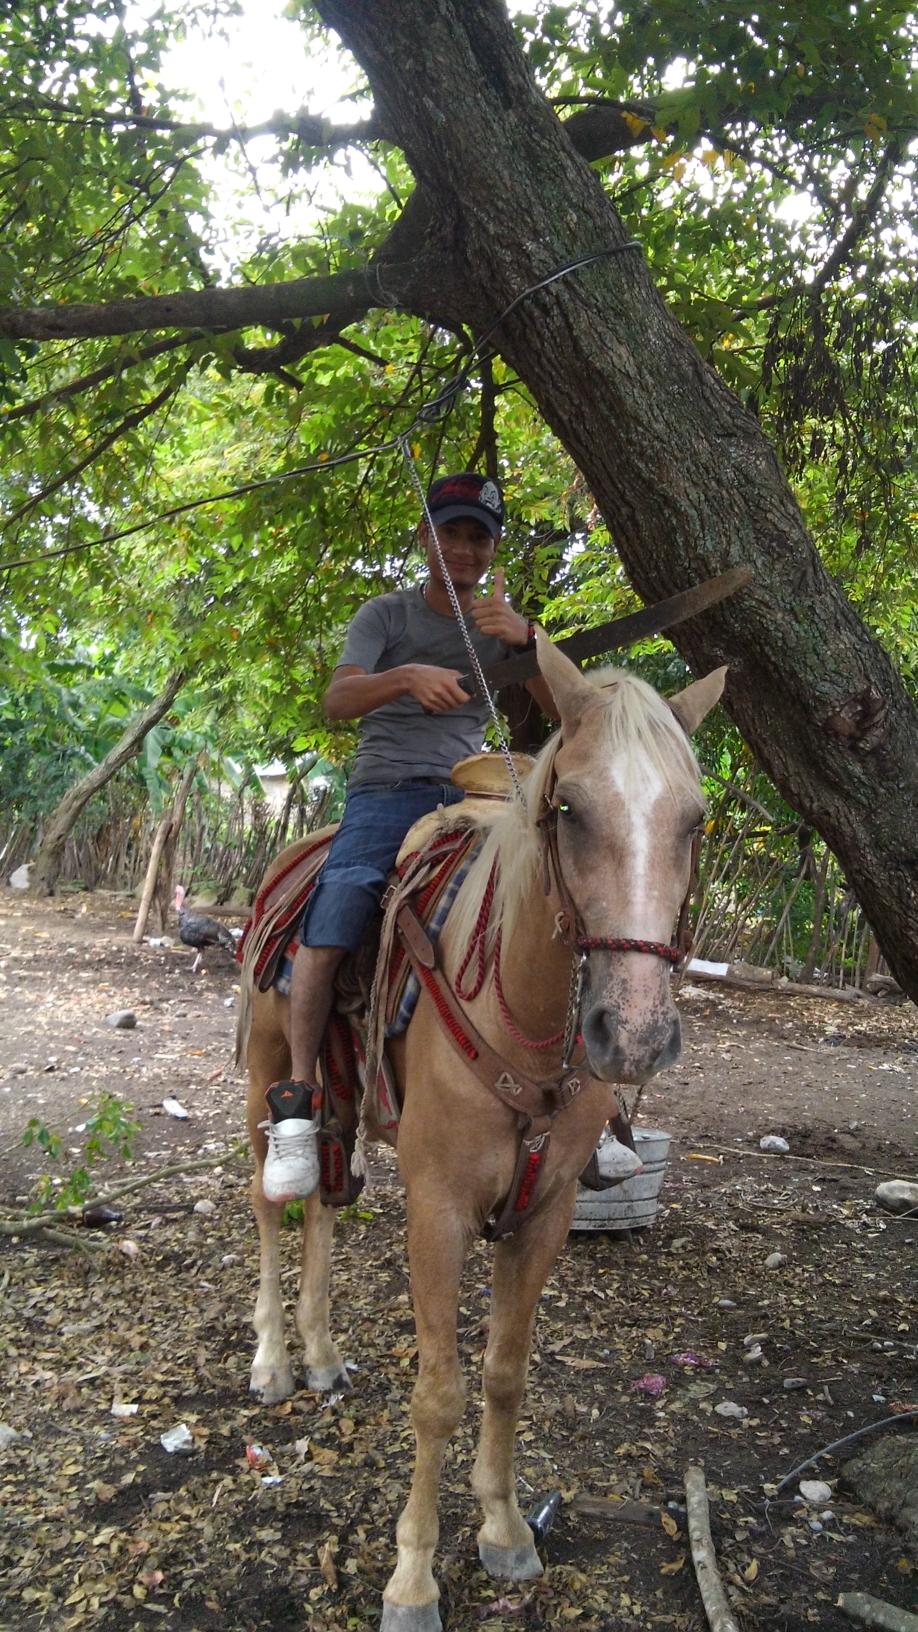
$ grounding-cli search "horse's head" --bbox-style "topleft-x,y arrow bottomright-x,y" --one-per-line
535,631 -> 726,1085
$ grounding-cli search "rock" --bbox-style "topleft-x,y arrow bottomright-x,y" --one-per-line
783,1377 -> 808,1391
716,1297 -> 737,1309
162,1097 -> 190,1119
765,1251 -> 786,1269
800,1479 -> 833,1504
714,1401 -> 748,1419
193,1199 -> 216,1216
844,1435 -> 918,1551
760,1134 -> 790,1153
0,1423 -> 27,1450
105,1010 -> 137,1030
8,864 -> 31,890
875,1180 -> 918,1216
865,973 -> 903,998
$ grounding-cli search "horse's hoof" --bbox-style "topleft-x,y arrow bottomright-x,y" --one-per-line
305,1362 -> 352,1394
380,1601 -> 442,1631
478,1540 -> 544,1581
249,1364 -> 295,1404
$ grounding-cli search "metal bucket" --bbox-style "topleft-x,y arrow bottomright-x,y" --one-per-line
570,1128 -> 672,1232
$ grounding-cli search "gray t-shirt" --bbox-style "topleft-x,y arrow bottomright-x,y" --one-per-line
338,587 -> 514,787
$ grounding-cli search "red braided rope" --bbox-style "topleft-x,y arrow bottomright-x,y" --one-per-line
417,965 -> 479,1060
493,928 -> 566,1050
577,936 -> 681,963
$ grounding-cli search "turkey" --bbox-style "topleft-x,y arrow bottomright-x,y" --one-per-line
174,884 -> 239,973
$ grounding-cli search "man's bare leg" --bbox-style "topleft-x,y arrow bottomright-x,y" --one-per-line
289,943 -> 347,1084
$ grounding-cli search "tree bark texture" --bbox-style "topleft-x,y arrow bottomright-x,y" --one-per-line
31,670 -> 186,896
316,0 -> 918,997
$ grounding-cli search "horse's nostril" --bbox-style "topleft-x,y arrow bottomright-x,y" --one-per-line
582,1004 -> 682,1081
581,1004 -> 626,1074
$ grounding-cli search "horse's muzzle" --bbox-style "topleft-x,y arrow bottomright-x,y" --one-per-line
581,1003 -> 682,1085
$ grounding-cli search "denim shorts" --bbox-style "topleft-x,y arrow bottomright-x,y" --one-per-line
299,779 -> 465,953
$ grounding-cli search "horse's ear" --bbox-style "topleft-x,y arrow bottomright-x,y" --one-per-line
535,627 -> 599,730
668,666 -> 728,734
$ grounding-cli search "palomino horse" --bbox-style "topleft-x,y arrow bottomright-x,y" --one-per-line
243,634 -> 726,1631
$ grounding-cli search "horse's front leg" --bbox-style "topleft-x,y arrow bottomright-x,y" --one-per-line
250,1169 -> 296,1403
248,1000 -> 296,1403
382,1190 -> 470,1632
294,1193 -> 350,1392
473,1185 -> 577,1580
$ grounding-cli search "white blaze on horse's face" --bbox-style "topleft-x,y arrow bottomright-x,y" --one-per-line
535,631 -> 727,1086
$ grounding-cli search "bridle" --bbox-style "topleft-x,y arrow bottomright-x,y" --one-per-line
535,771 -> 701,971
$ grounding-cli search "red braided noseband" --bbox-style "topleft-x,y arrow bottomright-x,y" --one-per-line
577,936 -> 682,963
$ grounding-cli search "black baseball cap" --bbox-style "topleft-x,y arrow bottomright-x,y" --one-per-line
426,472 -> 504,538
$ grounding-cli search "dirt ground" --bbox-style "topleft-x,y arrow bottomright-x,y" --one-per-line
1,888 -> 916,1632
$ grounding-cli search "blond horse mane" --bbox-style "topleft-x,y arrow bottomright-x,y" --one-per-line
447,666 -> 704,960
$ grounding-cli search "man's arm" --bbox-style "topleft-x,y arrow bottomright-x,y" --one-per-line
324,664 -> 472,720
470,573 -> 559,721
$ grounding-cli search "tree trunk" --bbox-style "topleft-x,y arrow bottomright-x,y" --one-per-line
153,754 -> 200,931
131,753 -> 199,942
131,811 -> 173,945
801,848 -> 831,983
30,670 -> 186,896
317,0 -> 918,999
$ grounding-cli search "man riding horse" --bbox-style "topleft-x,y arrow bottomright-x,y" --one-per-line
259,473 -> 557,1202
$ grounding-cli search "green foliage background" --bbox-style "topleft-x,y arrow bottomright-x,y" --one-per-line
1,0 -> 915,924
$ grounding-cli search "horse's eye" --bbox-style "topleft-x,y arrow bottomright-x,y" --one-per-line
556,800 -> 575,820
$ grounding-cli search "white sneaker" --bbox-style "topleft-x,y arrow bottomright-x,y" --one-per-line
258,1116 -> 320,1202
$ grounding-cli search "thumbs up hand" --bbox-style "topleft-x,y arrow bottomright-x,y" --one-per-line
470,568 -> 530,645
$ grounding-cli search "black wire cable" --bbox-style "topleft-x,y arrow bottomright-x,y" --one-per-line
0,241 -> 642,574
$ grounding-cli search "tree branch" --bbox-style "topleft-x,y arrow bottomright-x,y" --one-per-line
0,334 -> 197,424
684,1465 -> 741,1632
811,139 -> 902,294
0,267 -> 386,341
0,1146 -> 246,1250
1,370 -> 189,529
8,96 -> 382,152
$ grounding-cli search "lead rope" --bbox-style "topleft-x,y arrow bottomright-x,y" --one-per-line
398,437 -> 527,807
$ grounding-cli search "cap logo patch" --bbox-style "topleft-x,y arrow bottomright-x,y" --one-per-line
479,480 -> 501,514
